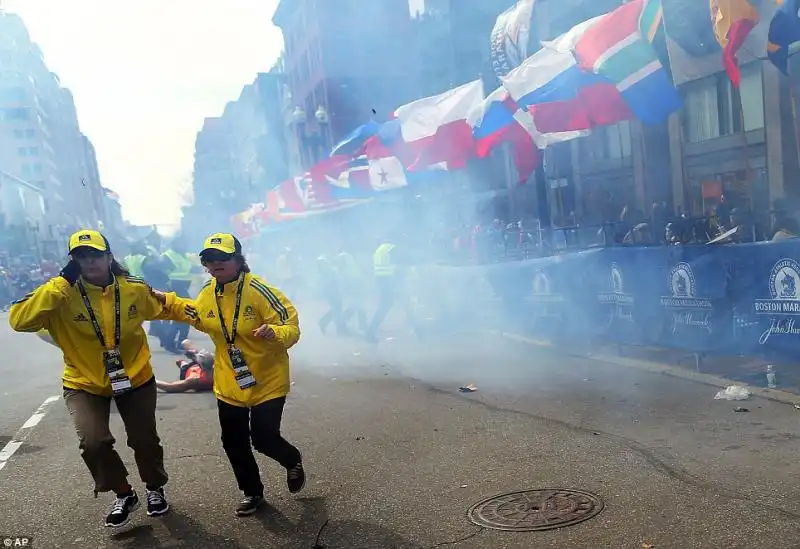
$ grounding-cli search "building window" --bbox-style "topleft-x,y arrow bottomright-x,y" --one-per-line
25,128 -> 34,138
2,107 -> 31,121
33,163 -> 42,173
21,164 -> 30,174
586,121 -> 632,161
13,129 -> 24,139
17,146 -> 27,156
682,63 -> 764,143
28,146 -> 39,156
0,86 -> 25,102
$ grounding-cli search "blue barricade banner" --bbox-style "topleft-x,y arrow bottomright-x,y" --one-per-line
475,241 -> 800,359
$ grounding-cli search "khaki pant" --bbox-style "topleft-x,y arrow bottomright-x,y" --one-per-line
63,378 -> 168,495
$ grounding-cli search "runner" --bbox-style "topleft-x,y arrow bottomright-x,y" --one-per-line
156,340 -> 214,393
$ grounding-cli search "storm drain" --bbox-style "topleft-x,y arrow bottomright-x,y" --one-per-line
467,489 -> 604,532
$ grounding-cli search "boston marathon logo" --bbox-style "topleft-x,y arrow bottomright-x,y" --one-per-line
753,258 -> 800,344
597,263 -> 633,322
660,262 -> 713,333
530,269 -> 564,319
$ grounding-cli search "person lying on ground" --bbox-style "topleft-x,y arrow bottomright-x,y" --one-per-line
156,340 -> 214,393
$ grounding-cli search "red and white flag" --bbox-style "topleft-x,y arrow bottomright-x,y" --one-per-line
392,79 -> 484,170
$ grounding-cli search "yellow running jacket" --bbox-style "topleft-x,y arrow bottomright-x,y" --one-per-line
8,275 -> 183,396
165,272 -> 300,408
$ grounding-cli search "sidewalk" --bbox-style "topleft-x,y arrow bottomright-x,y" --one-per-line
490,326 -> 800,400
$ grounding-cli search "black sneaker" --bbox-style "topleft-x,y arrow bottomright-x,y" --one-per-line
235,495 -> 263,516
146,487 -> 170,516
104,490 -> 140,528
287,463 -> 306,493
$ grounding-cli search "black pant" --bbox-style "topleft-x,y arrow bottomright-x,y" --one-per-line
366,276 -> 419,339
319,287 -> 346,334
161,280 -> 192,350
217,397 -> 302,497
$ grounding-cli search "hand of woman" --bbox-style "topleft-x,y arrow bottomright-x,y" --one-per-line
253,324 -> 276,340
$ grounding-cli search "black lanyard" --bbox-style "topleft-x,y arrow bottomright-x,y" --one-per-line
216,273 -> 246,347
77,277 -> 121,349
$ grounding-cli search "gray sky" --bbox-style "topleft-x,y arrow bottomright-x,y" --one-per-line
6,0 -> 283,229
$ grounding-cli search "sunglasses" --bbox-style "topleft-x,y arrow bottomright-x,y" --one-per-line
71,248 -> 107,260
200,251 -> 235,263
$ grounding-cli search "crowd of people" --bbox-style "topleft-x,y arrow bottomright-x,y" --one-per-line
446,196 -> 800,265
0,254 -> 60,310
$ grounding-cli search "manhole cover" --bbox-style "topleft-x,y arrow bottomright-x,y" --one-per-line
467,489 -> 604,532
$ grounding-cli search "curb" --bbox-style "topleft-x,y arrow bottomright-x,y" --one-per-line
492,330 -> 800,406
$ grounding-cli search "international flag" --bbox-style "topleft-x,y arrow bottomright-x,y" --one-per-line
571,0 -> 681,124
471,0 -> 679,167
711,0 -> 760,86
323,155 -> 448,200
102,187 -> 120,201
767,0 -> 800,74
389,80 -> 484,171
329,121 -> 380,157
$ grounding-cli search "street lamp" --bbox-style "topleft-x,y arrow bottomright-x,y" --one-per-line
291,107 -> 308,169
314,105 -> 329,124
315,105 -> 331,155
291,107 -> 307,126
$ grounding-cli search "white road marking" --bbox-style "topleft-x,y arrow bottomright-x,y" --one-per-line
0,395 -> 60,472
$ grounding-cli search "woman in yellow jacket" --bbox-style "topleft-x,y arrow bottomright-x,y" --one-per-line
8,229 -> 188,528
165,232 -> 304,517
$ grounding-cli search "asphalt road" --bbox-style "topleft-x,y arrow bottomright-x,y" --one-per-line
1,312 -> 799,548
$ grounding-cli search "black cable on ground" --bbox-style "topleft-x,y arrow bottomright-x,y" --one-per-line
312,517 -> 483,549
424,526 -> 484,548
311,518 -> 330,549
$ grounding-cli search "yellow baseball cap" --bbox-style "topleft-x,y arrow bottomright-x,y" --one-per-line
68,229 -> 109,254
200,233 -> 241,256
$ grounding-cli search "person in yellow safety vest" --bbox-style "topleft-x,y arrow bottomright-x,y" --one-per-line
139,244 -> 170,342
316,254 -> 346,335
124,253 -> 146,278
161,240 -> 197,354
123,241 -> 151,279
364,241 -> 421,343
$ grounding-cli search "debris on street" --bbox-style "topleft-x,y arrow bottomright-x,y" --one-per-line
714,385 -> 750,401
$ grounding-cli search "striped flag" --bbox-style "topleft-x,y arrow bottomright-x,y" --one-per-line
102,187 -> 120,201
571,0 -> 681,124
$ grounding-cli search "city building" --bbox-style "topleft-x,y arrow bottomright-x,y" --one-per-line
528,0 -> 796,230
182,116 -> 234,238
79,133 -> 106,227
0,11 -> 107,249
411,0 -> 515,97
253,70 -> 290,189
182,68 -> 290,236
273,0 -> 417,173
102,192 -> 126,239
0,168 -> 46,257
